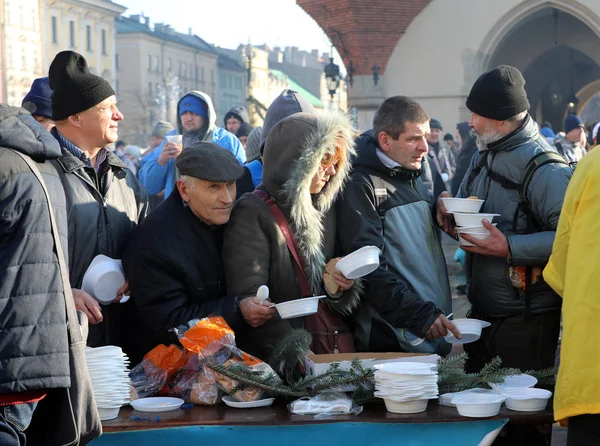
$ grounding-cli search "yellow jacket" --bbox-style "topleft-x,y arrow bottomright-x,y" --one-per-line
544,148 -> 600,425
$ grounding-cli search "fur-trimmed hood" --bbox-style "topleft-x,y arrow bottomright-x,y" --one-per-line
262,111 -> 357,301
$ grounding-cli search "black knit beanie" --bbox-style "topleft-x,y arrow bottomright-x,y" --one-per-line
466,65 -> 530,121
49,51 -> 115,120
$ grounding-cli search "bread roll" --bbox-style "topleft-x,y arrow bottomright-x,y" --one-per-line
323,258 -> 342,295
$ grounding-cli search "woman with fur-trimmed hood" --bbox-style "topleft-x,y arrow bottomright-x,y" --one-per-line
222,111 -> 360,360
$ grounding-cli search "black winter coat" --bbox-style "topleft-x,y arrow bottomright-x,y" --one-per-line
122,190 -> 243,364
52,128 -> 148,350
0,108 -> 70,393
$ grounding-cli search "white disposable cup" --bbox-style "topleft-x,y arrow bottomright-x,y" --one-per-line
166,134 -> 183,145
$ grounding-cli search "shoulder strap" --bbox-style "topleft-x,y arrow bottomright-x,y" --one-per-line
352,167 -> 388,215
252,190 -> 312,297
465,151 -> 488,192
10,150 -> 83,345
520,151 -> 571,202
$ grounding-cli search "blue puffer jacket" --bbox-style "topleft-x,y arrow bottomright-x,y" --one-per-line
0,106 -> 70,393
139,91 -> 246,198
457,115 -> 573,316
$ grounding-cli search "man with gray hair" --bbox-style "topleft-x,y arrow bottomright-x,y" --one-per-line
123,143 -> 275,363
437,65 -> 572,445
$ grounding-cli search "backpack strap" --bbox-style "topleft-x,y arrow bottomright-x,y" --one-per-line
464,151 -> 488,193
252,189 -> 312,297
520,151 -> 570,204
352,167 -> 388,219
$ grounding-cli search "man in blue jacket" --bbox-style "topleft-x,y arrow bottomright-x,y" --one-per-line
139,91 -> 245,199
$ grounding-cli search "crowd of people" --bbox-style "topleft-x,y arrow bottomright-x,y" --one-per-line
1,49 -> 599,446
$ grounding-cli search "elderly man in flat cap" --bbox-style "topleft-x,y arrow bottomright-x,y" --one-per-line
47,50 -> 148,351
123,143 -> 275,364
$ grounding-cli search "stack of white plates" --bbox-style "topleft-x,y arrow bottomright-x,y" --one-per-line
374,362 -> 439,414
85,346 -> 131,421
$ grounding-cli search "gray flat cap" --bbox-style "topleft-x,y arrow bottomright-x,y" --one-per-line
176,142 -> 244,182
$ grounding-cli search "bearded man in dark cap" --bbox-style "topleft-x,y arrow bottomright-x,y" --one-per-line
123,143 -> 275,363
48,50 -> 148,351
437,65 -> 573,445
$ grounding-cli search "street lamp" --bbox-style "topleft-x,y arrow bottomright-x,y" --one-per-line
324,57 -> 340,99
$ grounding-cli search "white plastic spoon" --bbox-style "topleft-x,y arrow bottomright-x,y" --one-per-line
257,285 -> 270,301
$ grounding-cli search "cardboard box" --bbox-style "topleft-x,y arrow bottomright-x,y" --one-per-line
305,352 -> 440,377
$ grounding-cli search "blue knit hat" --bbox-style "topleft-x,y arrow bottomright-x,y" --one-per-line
564,114 -> 584,134
22,77 -> 53,119
178,95 -> 208,119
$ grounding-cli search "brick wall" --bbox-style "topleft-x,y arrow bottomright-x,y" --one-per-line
298,0 -> 431,75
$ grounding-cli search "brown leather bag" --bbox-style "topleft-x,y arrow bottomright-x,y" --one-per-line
253,190 -> 355,354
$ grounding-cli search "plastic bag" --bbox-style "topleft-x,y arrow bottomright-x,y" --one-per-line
174,316 -> 235,358
169,354 -> 220,406
288,393 -> 363,416
175,316 -> 281,403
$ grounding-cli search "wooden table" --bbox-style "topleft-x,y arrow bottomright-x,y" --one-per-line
93,401 -> 554,445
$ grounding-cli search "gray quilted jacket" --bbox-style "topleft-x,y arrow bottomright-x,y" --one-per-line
457,115 -> 572,316
0,107 -> 70,393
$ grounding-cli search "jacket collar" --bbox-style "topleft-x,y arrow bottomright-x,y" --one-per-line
57,145 -> 128,173
487,114 -> 539,153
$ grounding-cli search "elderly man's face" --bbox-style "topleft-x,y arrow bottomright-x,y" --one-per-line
77,95 -> 123,147
469,113 -> 506,149
178,177 -> 236,226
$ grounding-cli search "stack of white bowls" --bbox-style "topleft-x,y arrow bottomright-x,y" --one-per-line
85,346 -> 131,421
441,197 -> 499,247
373,362 -> 439,414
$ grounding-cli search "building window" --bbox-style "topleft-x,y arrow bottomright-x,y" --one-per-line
195,65 -> 198,81
154,56 -> 159,72
69,21 -> 75,48
211,70 -> 214,85
148,82 -> 152,96
86,25 -> 92,51
115,80 -> 119,97
201,67 -> 204,81
168,58 -> 172,71
51,17 -> 57,43
115,54 -> 119,71
101,30 -> 107,55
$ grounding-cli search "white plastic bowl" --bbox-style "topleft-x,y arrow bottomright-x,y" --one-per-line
502,388 -> 552,412
452,394 -> 506,417
166,134 -> 183,144
441,197 -> 484,214
444,318 -> 490,344
458,232 -> 490,247
383,398 -> 428,414
272,296 -> 325,319
97,406 -> 120,421
489,374 -> 538,392
451,212 -> 500,228
81,255 -> 125,304
455,224 -> 497,234
336,246 -> 381,279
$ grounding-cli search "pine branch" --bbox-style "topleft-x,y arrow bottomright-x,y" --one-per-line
438,352 -> 468,371
206,362 -> 305,398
